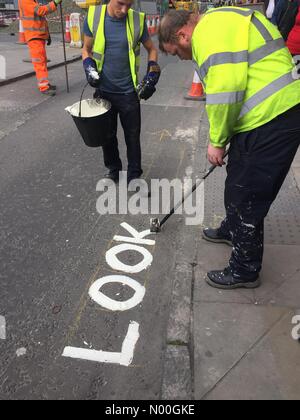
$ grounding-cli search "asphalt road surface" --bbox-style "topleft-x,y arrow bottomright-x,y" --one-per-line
0,45 -> 202,400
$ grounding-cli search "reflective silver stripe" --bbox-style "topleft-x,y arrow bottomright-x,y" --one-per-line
207,7 -> 253,17
24,27 -> 47,32
133,11 -> 141,49
239,71 -> 295,119
199,50 -> 248,81
93,52 -> 102,61
34,6 -> 39,14
248,38 -> 285,66
32,58 -> 41,63
22,16 -> 45,21
251,15 -> 273,42
93,6 -> 102,37
206,90 -> 245,105
193,60 -> 205,88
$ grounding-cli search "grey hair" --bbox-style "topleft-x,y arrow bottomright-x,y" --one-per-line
158,10 -> 195,52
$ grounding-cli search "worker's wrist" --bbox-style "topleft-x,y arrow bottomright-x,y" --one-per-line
209,141 -> 227,149
147,60 -> 160,74
144,61 -> 161,87
83,57 -> 97,69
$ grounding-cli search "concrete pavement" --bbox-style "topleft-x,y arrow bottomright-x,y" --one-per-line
0,34 -> 81,86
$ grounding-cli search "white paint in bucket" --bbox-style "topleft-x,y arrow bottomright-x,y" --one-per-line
65,99 -> 111,118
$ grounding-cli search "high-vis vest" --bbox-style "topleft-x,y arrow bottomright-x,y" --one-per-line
87,5 -> 145,89
192,7 -> 300,147
18,0 -> 57,43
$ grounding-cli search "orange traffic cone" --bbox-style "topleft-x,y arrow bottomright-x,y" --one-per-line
156,15 -> 160,32
150,16 -> 155,36
146,15 -> 151,35
65,14 -> 71,43
17,19 -> 26,45
153,15 -> 159,35
185,71 -> 206,101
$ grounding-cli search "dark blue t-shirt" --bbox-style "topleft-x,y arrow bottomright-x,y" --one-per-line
84,12 -> 149,94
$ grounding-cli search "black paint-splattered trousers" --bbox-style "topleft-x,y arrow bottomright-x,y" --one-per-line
219,103 -> 300,280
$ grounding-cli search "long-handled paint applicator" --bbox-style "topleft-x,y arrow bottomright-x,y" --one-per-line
150,151 -> 229,233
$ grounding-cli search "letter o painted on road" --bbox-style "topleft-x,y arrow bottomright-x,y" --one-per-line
89,275 -> 146,311
106,243 -> 153,273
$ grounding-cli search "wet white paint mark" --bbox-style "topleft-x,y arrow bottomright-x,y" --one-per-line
106,244 -> 153,274
63,321 -> 139,366
174,127 -> 198,145
89,275 -> 145,311
16,348 -> 27,357
0,316 -> 6,340
242,223 -> 255,228
66,99 -> 110,118
113,222 -> 156,246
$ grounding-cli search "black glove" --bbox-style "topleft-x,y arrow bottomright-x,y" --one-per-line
139,60 -> 160,100
83,57 -> 101,88
138,81 -> 156,100
144,60 -> 161,86
47,35 -> 52,46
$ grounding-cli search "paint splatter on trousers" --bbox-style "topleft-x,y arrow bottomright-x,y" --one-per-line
219,103 -> 300,280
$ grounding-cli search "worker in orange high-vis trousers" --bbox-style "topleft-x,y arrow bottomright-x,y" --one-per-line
18,0 -> 63,95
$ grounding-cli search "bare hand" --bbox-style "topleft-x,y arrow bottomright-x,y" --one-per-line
207,144 -> 226,167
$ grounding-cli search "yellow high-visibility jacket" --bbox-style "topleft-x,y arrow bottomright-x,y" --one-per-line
87,5 -> 145,89
192,7 -> 300,147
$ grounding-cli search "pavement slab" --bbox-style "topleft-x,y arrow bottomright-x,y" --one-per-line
0,36 -> 81,81
193,302 -> 291,400
200,309 -> 300,400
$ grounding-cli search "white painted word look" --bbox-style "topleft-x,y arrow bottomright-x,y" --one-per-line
63,223 -> 155,366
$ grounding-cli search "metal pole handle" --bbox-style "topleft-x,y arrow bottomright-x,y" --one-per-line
159,149 -> 229,228
59,4 -> 70,93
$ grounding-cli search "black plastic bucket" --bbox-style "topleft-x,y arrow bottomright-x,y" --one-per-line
66,85 -> 112,148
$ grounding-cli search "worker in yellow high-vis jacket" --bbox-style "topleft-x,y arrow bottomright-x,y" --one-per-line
159,7 -> 300,289
82,0 -> 160,184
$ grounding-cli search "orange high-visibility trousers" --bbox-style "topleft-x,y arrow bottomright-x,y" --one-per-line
27,39 -> 49,92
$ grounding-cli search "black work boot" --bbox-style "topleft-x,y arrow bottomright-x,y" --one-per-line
41,85 -> 56,96
104,170 -> 120,183
127,170 -> 143,186
202,227 -> 232,246
206,267 -> 260,289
